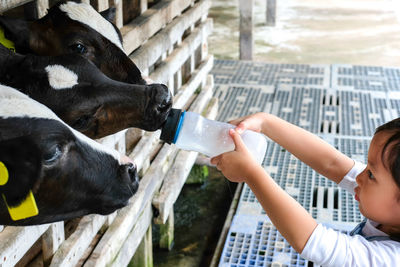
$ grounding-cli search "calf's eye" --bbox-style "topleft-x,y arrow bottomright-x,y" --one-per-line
69,43 -> 87,54
43,144 -> 62,164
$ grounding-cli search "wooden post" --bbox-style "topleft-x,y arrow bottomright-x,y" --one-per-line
266,0 -> 276,26
140,0 -> 148,14
113,0 -> 123,29
159,208 -> 174,250
129,226 -> 153,267
24,0 -> 49,19
239,0 -> 253,60
42,222 -> 65,265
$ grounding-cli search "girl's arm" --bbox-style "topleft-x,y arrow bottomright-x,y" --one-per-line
231,113 -> 354,183
211,129 -> 317,252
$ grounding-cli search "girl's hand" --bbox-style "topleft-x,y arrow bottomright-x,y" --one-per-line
229,112 -> 267,134
210,129 -> 260,183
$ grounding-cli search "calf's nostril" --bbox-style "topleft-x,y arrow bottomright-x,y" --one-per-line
127,164 -> 139,184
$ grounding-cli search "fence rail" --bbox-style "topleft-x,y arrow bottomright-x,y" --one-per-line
0,0 -> 213,266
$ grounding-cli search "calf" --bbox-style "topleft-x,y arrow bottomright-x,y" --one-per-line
0,44 -> 172,138
0,0 -> 146,85
0,85 -> 139,226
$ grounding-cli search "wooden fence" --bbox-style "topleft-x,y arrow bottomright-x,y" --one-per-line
0,0 -> 214,266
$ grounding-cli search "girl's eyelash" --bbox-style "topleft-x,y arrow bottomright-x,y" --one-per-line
367,170 -> 375,179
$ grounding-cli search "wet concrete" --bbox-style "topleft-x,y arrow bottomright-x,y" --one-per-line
209,0 -> 400,66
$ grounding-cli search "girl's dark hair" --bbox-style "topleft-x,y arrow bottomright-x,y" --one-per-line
375,118 -> 400,189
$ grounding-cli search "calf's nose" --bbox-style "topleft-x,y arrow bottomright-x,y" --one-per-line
119,157 -> 140,194
126,163 -> 139,185
148,84 -> 173,116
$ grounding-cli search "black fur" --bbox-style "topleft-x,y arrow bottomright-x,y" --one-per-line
0,116 -> 139,225
0,44 -> 172,138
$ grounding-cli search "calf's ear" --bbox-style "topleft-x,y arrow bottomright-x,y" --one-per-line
100,7 -> 116,22
0,136 -> 41,207
0,16 -> 31,54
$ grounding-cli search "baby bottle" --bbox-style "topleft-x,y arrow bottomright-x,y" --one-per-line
160,108 -> 268,164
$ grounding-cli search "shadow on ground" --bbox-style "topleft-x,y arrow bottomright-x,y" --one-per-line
153,167 -> 236,267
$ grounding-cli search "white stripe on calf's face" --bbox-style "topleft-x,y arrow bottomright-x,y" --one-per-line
59,2 -> 124,51
45,65 -> 78,90
0,85 -> 122,163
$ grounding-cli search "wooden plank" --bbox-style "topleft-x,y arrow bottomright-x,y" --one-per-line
97,129 -> 127,149
113,0 -> 123,28
42,221 -> 64,265
49,214 -> 107,267
159,208 -> 174,250
0,0 -> 32,13
167,55 -> 213,108
92,0 -> 109,12
35,0 -> 48,18
122,0 -> 140,25
84,145 -> 178,267
23,0 -> 48,20
239,0 -> 253,60
266,0 -> 276,26
153,76 -> 216,224
128,55 -> 213,174
130,0 -> 211,71
85,57 -> 213,266
104,73 -> 215,266
110,203 -> 152,267
121,0 -> 194,55
140,0 -> 147,13
0,224 -> 49,267
15,237 -> 42,267
149,19 -> 213,84
209,183 -> 244,267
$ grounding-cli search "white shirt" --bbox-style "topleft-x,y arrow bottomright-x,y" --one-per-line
300,161 -> 400,266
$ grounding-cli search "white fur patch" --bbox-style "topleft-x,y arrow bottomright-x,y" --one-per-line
45,65 -> 78,90
59,2 -> 124,51
0,84 -> 121,163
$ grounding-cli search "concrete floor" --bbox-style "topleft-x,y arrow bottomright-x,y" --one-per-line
209,0 -> 400,66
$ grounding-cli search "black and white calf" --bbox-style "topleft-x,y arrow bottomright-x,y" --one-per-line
0,85 -> 139,226
0,0 -> 146,85
0,45 -> 171,138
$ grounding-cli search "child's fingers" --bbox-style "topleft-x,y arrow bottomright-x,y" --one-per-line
235,122 -> 246,134
210,155 -> 220,166
228,116 -> 244,125
229,129 -> 246,151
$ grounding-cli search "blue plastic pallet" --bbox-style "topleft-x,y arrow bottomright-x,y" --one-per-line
331,64 -> 400,92
212,60 -> 330,88
218,214 -> 355,267
236,136 -> 367,224
212,60 -> 400,267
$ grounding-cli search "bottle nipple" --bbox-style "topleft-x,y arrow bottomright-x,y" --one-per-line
160,108 -> 183,144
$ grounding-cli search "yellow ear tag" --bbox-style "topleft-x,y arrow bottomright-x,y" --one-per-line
0,161 -> 8,186
0,161 -> 39,220
0,26 -> 15,52
2,191 -> 39,221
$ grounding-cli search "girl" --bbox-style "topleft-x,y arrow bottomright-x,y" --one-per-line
211,113 -> 400,266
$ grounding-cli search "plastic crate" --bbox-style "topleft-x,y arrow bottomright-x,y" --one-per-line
218,214 -> 355,267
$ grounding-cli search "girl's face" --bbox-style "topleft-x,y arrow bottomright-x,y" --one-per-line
355,131 -> 400,230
